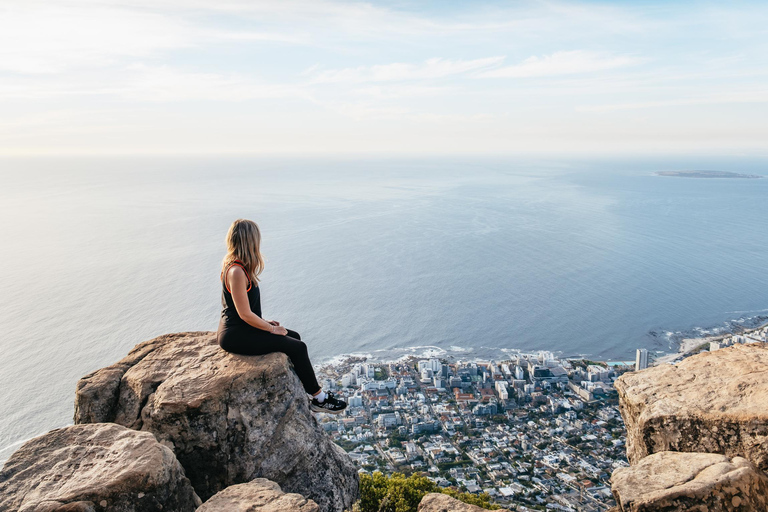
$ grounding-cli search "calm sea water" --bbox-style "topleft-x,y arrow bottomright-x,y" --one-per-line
1,155 -> 767,462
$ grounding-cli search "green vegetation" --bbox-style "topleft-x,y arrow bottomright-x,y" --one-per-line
578,359 -> 607,368
357,472 -> 499,512
692,342 -> 710,354
387,431 -> 409,448
436,459 -> 472,470
335,439 -> 359,451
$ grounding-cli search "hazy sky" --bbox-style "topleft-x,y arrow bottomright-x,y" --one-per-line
1,0 -> 767,155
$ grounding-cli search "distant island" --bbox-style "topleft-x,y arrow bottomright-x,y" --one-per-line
656,170 -> 763,179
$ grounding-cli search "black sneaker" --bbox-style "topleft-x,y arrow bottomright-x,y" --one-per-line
310,391 -> 347,414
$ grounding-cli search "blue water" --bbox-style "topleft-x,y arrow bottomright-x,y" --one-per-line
1,155 -> 767,462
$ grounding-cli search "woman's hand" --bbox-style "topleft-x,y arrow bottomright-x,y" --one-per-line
267,320 -> 286,335
271,325 -> 288,336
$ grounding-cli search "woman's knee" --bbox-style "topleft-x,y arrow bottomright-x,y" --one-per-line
285,338 -> 307,355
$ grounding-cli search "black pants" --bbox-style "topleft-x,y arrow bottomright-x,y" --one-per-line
217,326 -> 321,395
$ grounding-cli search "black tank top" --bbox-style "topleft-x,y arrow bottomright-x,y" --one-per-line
220,260 -> 262,329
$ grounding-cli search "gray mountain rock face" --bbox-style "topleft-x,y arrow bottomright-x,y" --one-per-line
614,343 -> 768,468
611,451 -> 768,511
73,331 -> 358,512
197,478 -> 320,511
0,423 -> 200,512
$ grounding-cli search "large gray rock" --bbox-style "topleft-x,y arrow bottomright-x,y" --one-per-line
74,331 -> 358,512
0,423 -> 200,512
615,343 -> 768,468
611,451 -> 768,511
417,493 -> 509,512
197,478 -> 319,511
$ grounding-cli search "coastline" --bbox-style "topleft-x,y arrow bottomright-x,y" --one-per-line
316,316 -> 768,371
654,320 -> 768,366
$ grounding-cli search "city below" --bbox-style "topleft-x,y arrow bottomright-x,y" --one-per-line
314,324 -> 768,511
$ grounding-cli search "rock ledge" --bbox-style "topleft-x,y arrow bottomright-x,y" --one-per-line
0,423 -> 200,512
615,343 -> 768,468
74,331 -> 358,511
611,451 -> 768,511
198,478 -> 319,511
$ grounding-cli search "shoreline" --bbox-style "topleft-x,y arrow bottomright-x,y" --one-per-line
654,320 -> 768,366
316,316 -> 768,371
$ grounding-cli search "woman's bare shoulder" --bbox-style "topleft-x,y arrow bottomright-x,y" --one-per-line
227,264 -> 248,280
225,264 -> 251,289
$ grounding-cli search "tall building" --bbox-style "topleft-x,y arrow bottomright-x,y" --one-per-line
360,363 -> 375,379
341,373 -> 356,387
495,381 -> 509,400
635,348 -> 649,371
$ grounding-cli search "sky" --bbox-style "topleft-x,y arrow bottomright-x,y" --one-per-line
1,0 -> 767,155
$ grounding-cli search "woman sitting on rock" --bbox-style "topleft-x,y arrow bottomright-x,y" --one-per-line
217,218 -> 347,414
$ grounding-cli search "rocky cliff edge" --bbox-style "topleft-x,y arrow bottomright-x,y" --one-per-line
612,342 -> 768,511
74,331 -> 359,512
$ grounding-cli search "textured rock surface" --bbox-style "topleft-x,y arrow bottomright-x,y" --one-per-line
0,423 -> 200,512
74,331 -> 358,511
611,451 -> 768,511
417,493 -> 509,512
615,343 -> 768,467
197,478 -> 319,511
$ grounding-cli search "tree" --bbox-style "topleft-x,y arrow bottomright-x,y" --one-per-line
358,472 -> 499,512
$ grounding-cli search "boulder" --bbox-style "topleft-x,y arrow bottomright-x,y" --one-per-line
611,451 -> 768,511
0,423 -> 200,512
196,478 -> 319,511
615,343 -> 768,467
417,493 -> 509,512
74,331 -> 358,512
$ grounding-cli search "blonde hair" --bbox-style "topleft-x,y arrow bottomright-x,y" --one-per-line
221,219 -> 265,283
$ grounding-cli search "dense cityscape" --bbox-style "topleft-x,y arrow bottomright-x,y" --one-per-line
315,352 -> 632,511
315,325 -> 768,511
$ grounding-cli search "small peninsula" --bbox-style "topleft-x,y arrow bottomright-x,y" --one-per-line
656,170 -> 763,179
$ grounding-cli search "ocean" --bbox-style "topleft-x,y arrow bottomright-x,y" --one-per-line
1,155 -> 767,462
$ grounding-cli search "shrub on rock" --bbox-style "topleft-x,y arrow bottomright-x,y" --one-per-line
359,472 -> 501,512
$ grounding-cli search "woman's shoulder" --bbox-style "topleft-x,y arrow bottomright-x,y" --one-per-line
226,262 -> 247,274
223,261 -> 253,291
226,263 -> 250,281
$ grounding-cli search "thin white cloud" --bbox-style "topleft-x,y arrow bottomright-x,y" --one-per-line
352,85 -> 453,99
309,57 -> 505,84
0,4 -> 193,74
117,65 -> 312,102
0,65 -> 311,103
0,2 -> 307,75
89,0 -> 535,38
478,51 -> 641,78
202,29 -> 309,45
576,91 -> 768,112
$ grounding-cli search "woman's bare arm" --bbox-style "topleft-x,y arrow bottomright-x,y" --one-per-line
227,266 -> 288,335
